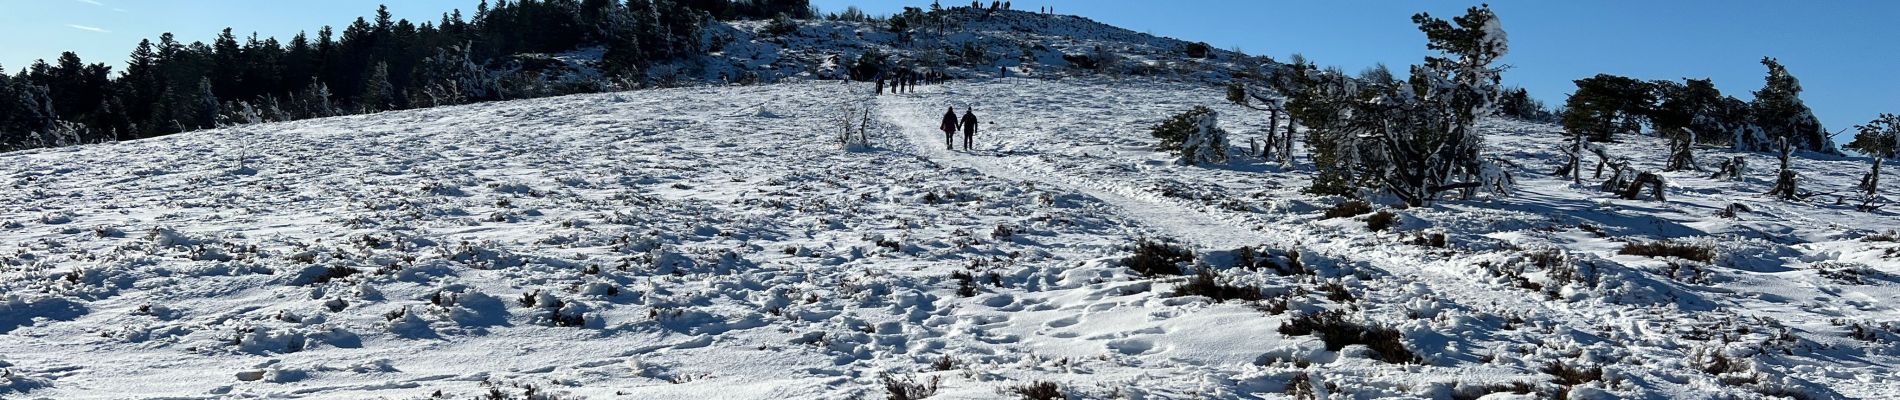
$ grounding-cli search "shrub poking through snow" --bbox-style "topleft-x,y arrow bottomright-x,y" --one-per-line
1618,240 -> 1715,262
1541,361 -> 1604,386
1150,106 -> 1229,166
761,13 -> 800,37
1172,268 -> 1262,302
950,270 -> 979,297
1124,239 -> 1191,276
931,355 -> 958,371
1366,210 -> 1399,232
1231,246 -> 1309,276
1278,310 -> 1421,364
883,374 -> 941,400
1322,200 -> 1373,219
309,265 -> 358,285
1285,373 -> 1316,400
1008,381 -> 1064,400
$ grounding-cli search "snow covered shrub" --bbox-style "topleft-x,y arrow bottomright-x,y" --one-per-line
949,270 -> 979,297
1123,239 -> 1191,276
1284,373 -> 1316,399
1008,381 -> 1064,400
1231,246 -> 1308,276
761,13 -> 800,37
1276,310 -> 1421,364
1172,268 -> 1262,302
1322,200 -> 1372,219
931,355 -> 959,371
1366,210 -> 1399,232
883,374 -> 941,400
1149,106 -> 1229,166
304,265 -> 359,285
1815,262 -> 1884,285
1618,240 -> 1715,263
1541,361 -> 1604,386
1184,41 -> 1213,59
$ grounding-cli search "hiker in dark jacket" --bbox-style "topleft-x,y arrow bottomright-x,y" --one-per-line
875,77 -> 884,96
940,107 -> 960,150
960,109 -> 979,150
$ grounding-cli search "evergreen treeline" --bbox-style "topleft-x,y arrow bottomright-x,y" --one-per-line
0,0 -> 812,151
1559,57 -> 1837,153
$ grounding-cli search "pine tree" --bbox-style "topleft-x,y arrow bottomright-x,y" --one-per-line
1751,57 -> 1834,153
1150,106 -> 1229,166
1181,109 -> 1230,166
1561,74 -> 1653,143
193,77 -> 221,129
359,62 -> 394,113
1848,114 -> 1899,206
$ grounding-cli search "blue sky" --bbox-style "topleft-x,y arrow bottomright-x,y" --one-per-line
4,1 -> 1896,139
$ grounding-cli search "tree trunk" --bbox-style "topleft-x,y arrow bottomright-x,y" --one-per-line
1767,137 -> 1800,200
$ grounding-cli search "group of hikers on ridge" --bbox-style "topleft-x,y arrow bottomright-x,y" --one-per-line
876,69 -> 942,95
940,107 -> 979,151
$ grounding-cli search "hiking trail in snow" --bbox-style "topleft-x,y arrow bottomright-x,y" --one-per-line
878,84 -> 1266,251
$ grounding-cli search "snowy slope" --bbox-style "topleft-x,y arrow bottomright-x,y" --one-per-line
687,9 -> 1261,85
1,78 -> 1896,399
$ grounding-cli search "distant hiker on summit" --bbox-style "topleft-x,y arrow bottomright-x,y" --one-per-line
960,109 -> 979,151
941,107 -> 960,150
875,77 -> 885,96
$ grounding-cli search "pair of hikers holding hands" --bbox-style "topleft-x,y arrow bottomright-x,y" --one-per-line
939,107 -> 979,151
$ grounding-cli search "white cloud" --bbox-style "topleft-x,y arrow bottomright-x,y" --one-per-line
66,24 -> 111,33
72,0 -> 104,5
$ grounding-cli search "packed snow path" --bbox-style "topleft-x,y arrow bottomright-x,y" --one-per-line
879,82 -> 1268,251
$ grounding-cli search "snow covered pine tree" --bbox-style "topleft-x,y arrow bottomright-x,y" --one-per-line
1284,5 -> 1511,206
1150,106 -> 1229,166
1848,114 -> 1899,209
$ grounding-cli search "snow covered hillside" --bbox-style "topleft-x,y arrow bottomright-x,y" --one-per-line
1,78 -> 1896,399
686,9 -> 1259,85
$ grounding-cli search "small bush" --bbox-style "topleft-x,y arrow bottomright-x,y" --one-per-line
1009,381 -> 1064,400
1232,246 -> 1309,276
1366,211 -> 1398,232
931,355 -> 958,371
1450,382 -> 1535,400
1184,42 -> 1213,59
309,265 -> 358,285
1406,232 -> 1449,248
1278,310 -> 1421,364
1619,240 -> 1715,262
884,375 -> 941,400
1062,53 -> 1099,70
1124,239 -> 1191,277
1319,282 -> 1356,303
1323,200 -> 1373,219
1172,268 -> 1262,302
1285,373 -> 1315,399
1541,361 -> 1604,386
950,271 -> 978,297
762,13 -> 800,36
1863,231 -> 1898,242
551,311 -> 586,327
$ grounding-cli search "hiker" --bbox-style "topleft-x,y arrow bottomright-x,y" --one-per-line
960,108 -> 979,151
940,107 -> 960,150
875,77 -> 885,96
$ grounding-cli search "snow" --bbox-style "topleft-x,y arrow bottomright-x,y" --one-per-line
0,76 -> 1896,399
